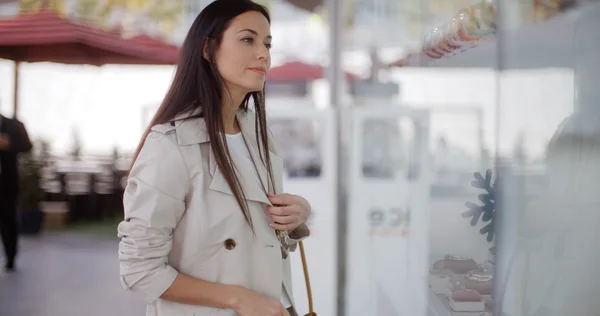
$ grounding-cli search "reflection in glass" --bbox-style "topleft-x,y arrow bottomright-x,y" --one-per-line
361,117 -> 417,179
505,4 -> 600,316
270,118 -> 322,178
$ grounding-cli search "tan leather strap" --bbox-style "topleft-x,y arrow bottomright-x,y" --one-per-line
299,241 -> 315,315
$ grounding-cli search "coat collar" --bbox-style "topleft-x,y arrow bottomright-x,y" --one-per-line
171,108 -> 208,145
172,108 -> 258,147
172,108 -> 283,205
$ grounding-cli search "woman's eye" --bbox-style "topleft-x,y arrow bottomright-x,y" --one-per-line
265,43 -> 272,49
242,37 -> 254,44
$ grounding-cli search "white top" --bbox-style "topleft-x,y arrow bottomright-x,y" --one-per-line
225,132 -> 293,309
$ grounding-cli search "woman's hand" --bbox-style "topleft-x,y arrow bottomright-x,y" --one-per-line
266,193 -> 311,232
234,287 -> 289,316
0,134 -> 11,150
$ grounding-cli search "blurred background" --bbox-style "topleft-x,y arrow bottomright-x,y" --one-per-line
1,0 -> 599,315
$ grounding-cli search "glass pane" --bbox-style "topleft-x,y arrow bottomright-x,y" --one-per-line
495,2 -> 600,316
343,0 -> 501,315
361,116 -> 422,180
270,118 -> 323,178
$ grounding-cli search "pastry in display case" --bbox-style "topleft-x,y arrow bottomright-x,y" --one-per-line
429,270 -> 454,296
530,0 -> 578,21
455,11 -> 482,43
455,270 -> 493,295
428,26 -> 452,58
467,0 -> 497,37
422,0 -> 497,60
481,295 -> 493,313
449,288 -> 486,312
432,255 -> 479,274
446,16 -> 478,55
429,255 -> 494,313
423,29 -> 444,59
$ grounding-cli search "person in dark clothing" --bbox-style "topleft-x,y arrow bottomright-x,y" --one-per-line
0,113 -> 32,272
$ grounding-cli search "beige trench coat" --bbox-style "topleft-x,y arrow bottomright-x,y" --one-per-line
117,110 -> 310,316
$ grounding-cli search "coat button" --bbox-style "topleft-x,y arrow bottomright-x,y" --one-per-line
224,238 -> 236,250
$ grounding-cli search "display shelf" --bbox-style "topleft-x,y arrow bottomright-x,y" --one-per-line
406,5 -> 595,69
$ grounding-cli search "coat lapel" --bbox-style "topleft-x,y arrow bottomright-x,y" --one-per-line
237,111 -> 284,196
194,111 -> 283,206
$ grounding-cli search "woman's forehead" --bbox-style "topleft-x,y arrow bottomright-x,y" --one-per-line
227,11 -> 271,37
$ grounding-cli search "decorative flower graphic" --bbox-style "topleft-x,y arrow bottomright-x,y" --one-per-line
462,169 -> 497,248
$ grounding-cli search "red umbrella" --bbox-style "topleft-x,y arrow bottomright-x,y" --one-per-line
0,9 -> 180,117
267,61 -> 357,82
285,0 -> 322,12
129,34 -> 179,62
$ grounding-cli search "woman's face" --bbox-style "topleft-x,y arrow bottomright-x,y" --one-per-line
213,11 -> 271,96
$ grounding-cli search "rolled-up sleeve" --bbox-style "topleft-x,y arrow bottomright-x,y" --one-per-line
117,131 -> 190,304
288,223 -> 310,252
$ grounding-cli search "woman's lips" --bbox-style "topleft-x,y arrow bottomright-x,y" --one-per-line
248,68 -> 266,75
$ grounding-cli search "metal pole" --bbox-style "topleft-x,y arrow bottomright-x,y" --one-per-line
328,0 -> 344,106
327,0 -> 347,315
476,108 -> 485,171
493,0 -> 508,315
13,61 -> 20,119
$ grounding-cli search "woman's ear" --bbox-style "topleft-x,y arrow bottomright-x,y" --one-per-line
202,37 -> 210,61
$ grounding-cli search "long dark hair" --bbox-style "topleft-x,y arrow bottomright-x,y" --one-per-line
131,0 -> 275,231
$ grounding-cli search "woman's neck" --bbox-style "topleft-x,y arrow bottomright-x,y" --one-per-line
222,116 -> 240,135
221,91 -> 245,135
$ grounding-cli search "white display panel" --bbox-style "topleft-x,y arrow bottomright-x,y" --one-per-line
268,107 -> 337,316
346,105 -> 432,316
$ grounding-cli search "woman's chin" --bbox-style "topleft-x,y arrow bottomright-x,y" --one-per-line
245,83 -> 266,93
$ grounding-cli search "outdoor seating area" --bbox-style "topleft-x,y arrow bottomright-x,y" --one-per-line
14,156 -> 128,235
38,158 -> 129,226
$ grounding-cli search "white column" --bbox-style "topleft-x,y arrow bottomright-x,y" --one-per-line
327,0 -> 347,315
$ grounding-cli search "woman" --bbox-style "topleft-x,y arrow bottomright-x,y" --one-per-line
117,1 -> 311,315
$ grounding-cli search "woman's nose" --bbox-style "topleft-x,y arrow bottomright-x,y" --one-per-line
257,46 -> 269,61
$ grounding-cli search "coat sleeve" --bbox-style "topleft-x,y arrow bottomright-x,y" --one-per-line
11,120 -> 33,153
288,224 -> 310,252
117,130 -> 190,304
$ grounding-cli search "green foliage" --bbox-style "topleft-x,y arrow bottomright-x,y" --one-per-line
18,140 -> 50,211
20,0 -> 185,38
